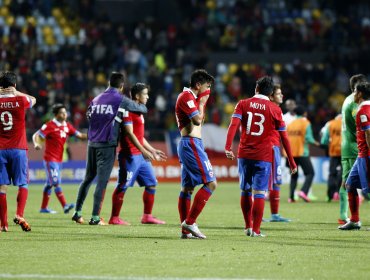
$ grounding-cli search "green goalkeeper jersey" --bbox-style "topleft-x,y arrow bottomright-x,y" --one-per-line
341,93 -> 358,158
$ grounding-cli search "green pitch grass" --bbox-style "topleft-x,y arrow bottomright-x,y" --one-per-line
1,183 -> 370,280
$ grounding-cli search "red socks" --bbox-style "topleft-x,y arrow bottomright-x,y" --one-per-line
348,190 -> 360,222
178,191 -> 191,224
41,192 -> 50,209
269,189 -> 280,215
55,187 -> 66,208
143,188 -> 155,215
185,187 -> 212,225
0,193 -> 7,228
16,187 -> 28,217
240,192 -> 253,229
111,187 -> 125,217
252,193 -> 265,234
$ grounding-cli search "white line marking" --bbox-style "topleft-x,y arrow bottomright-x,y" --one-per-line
0,274 -> 258,280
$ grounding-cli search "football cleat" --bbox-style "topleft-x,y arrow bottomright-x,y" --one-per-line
288,198 -> 296,203
63,203 -> 75,214
181,221 -> 206,239
108,216 -> 130,225
13,216 -> 31,232
338,218 -> 350,225
269,214 -> 291,222
244,228 -> 252,236
71,213 -> 84,224
180,233 -> 199,239
298,191 -> 311,202
141,214 -> 166,224
1,226 -> 8,232
40,208 -> 57,214
250,231 -> 266,237
89,217 -> 107,226
338,221 -> 361,230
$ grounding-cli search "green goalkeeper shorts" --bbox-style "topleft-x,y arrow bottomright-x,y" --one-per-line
341,158 -> 357,183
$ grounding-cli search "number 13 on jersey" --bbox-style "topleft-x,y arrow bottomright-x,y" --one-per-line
246,112 -> 265,136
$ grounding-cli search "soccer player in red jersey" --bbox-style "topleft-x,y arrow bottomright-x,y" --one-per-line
265,84 -> 292,222
109,83 -> 166,225
32,104 -> 87,214
339,82 -> 370,230
225,76 -> 297,237
0,71 -> 36,232
175,69 -> 215,239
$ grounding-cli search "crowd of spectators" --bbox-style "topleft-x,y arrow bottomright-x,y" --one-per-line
1,0 -> 370,140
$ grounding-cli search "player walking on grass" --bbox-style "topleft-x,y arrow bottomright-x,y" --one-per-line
225,76 -> 297,237
339,82 -> 370,231
264,84 -> 292,222
320,114 -> 342,202
286,106 -> 319,203
176,69 -> 216,239
0,71 -> 36,232
338,74 -> 367,224
32,104 -> 87,214
109,83 -> 166,225
72,72 -> 147,226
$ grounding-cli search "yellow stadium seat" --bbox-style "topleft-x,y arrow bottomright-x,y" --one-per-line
228,63 -> 238,74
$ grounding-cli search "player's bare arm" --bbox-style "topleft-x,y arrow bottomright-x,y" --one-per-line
123,125 -> 154,161
143,138 -> 167,161
76,132 -> 88,140
32,131 -> 44,150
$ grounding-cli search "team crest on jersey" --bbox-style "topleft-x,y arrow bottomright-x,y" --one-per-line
209,171 -> 214,177
187,100 -> 195,108
360,115 -> 368,123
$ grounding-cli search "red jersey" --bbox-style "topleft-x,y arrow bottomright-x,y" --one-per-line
271,130 -> 280,146
356,101 -> 370,157
119,112 -> 145,156
0,94 -> 31,150
232,95 -> 286,162
175,87 -> 199,131
39,119 -> 78,162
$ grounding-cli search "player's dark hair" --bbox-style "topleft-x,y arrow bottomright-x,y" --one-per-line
294,105 -> 306,116
109,72 -> 125,88
190,69 -> 215,88
0,71 -> 17,88
356,82 -> 370,100
131,83 -> 149,99
273,84 -> 281,95
350,74 -> 367,92
52,103 -> 66,115
256,76 -> 274,96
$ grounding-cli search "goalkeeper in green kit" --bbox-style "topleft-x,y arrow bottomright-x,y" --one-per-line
339,74 -> 367,224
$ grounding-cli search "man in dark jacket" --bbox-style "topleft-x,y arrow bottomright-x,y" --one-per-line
72,72 -> 148,225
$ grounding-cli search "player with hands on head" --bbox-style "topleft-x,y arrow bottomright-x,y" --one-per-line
176,69 -> 216,239
0,71 -> 36,232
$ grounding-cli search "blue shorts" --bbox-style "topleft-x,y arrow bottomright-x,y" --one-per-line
118,153 -> 157,187
0,149 -> 28,186
238,158 -> 271,192
272,146 -> 282,185
346,157 -> 370,194
44,161 -> 62,186
177,137 -> 216,187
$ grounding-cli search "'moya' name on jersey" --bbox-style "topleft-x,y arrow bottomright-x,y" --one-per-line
91,104 -> 114,114
249,102 -> 266,110
0,101 -> 20,108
